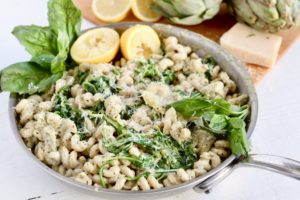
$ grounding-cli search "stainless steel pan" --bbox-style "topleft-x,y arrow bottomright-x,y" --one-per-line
9,23 -> 300,199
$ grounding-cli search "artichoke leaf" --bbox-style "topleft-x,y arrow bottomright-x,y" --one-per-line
152,0 -> 222,25
170,15 -> 207,26
247,0 -> 286,27
152,0 -> 180,17
228,0 -> 300,32
172,0 -> 206,16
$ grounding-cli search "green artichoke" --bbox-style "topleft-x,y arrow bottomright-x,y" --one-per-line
152,0 -> 223,25
227,0 -> 300,33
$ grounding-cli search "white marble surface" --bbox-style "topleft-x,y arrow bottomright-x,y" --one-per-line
1,1 -> 300,199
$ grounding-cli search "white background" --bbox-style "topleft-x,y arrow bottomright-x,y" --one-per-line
1,0 -> 300,199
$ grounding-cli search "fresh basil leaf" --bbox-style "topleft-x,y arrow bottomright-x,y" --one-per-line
36,72 -> 62,92
193,117 -> 228,136
169,94 -> 250,156
169,94 -> 249,120
211,98 -> 249,118
31,54 -> 56,69
168,98 -> 211,118
228,118 -> 249,156
12,25 -> 57,69
48,0 -> 81,44
0,62 -> 55,94
212,98 -> 236,115
51,31 -> 70,73
51,52 -> 67,73
208,114 -> 228,131
229,117 -> 246,129
1,0 -> 82,95
12,25 -> 57,57
48,0 -> 81,73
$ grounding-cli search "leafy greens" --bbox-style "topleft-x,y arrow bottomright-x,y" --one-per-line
53,86 -> 87,139
0,0 -> 81,94
52,82 -> 197,186
99,115 -> 197,188
168,93 -> 250,156
0,62 -> 62,94
134,59 -> 176,84
83,76 -> 120,96
202,56 -> 217,80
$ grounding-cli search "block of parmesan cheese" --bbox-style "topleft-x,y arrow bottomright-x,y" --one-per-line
220,23 -> 282,68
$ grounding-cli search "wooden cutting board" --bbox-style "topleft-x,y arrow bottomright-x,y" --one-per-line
74,0 -> 300,84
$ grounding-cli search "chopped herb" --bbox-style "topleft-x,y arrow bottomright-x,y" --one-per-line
75,69 -> 88,84
120,105 -> 135,120
92,100 -> 105,113
134,59 -> 177,84
112,68 -> 121,77
134,59 -> 161,83
162,70 -> 176,84
83,76 -> 120,96
53,86 -> 87,139
202,56 -> 217,80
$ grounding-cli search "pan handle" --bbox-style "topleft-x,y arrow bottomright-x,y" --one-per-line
193,165 -> 234,193
194,154 -> 300,193
241,154 -> 300,180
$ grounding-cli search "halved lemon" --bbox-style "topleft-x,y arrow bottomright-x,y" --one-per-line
121,24 -> 161,60
70,28 -> 120,64
92,0 -> 131,23
131,0 -> 161,22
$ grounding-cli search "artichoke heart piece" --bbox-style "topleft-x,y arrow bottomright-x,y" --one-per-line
192,129 -> 216,154
227,0 -> 300,33
152,0 -> 223,25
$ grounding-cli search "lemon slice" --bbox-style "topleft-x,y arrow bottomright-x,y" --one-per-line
71,28 -> 120,64
131,0 -> 161,22
92,0 -> 131,23
121,24 -> 161,60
